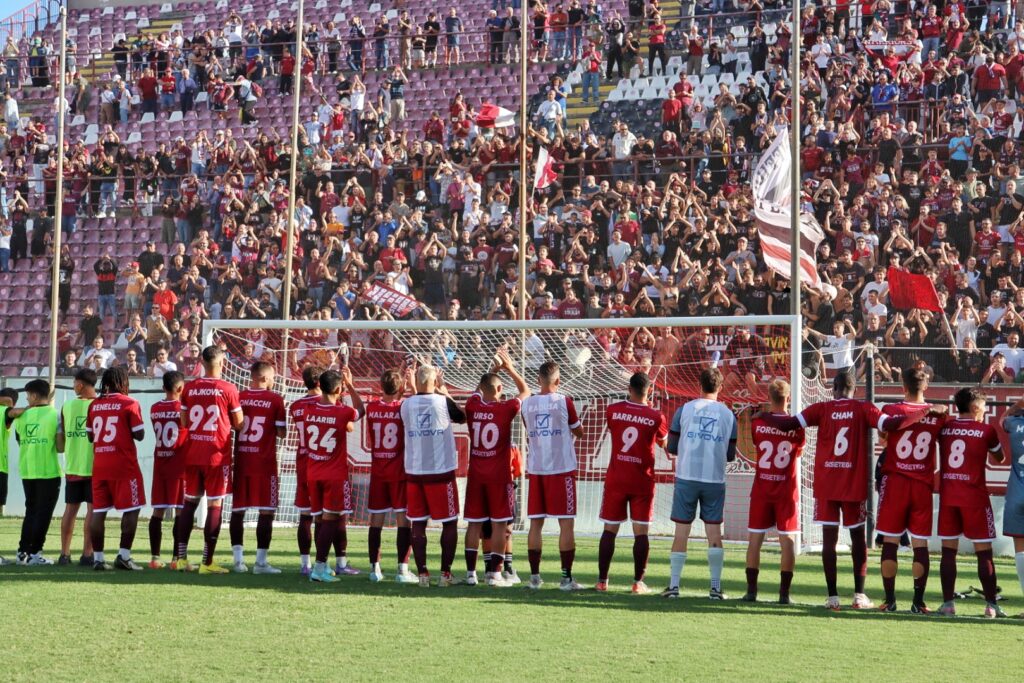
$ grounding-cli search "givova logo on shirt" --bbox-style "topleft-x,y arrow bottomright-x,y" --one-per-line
686,415 -> 724,443
530,412 -> 562,438
409,411 -> 446,437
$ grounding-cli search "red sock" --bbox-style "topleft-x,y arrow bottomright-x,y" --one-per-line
411,521 -> 428,574
977,549 -> 998,603
881,542 -> 898,604
333,518 -> 348,559
176,500 -> 198,559
440,521 -> 457,573
912,546 -> 930,605
940,546 -> 958,602
850,527 -> 868,594
560,548 -> 575,579
315,517 -> 337,564
746,567 -> 759,595
368,526 -> 382,565
597,531 -> 616,582
528,548 -> 542,575
632,534 -> 649,582
297,514 -> 312,555
822,526 -> 839,597
202,508 -> 222,565
396,525 -> 412,564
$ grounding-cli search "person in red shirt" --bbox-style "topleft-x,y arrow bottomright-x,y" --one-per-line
174,346 -> 244,573
305,368 -> 364,583
661,90 -> 682,133
279,48 -> 296,95
289,365 -> 323,575
973,53 -> 1007,105
159,69 -> 177,113
462,349 -> 530,587
744,380 -> 805,604
148,371 -> 188,569
595,372 -> 668,593
936,387 -> 1005,617
86,366 -> 146,571
228,361 -> 287,575
647,13 -> 668,76
137,67 -> 159,115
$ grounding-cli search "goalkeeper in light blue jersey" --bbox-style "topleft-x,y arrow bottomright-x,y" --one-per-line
999,400 -> 1024,615
661,367 -> 737,600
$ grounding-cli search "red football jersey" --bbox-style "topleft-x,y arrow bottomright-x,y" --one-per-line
87,393 -> 145,480
798,398 -> 885,501
466,393 -> 522,484
604,400 -> 669,489
750,413 -> 805,501
304,400 -> 359,481
181,377 -> 242,466
881,402 -> 944,485
939,418 -> 1001,507
289,394 -> 321,465
150,399 -> 188,480
365,399 -> 406,482
234,388 -> 287,478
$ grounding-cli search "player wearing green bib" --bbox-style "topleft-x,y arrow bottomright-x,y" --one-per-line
8,379 -> 61,565
0,387 -> 18,565
57,369 -> 98,566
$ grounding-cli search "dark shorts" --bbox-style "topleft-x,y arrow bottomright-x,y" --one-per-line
65,477 -> 93,505
0,470 -> 7,505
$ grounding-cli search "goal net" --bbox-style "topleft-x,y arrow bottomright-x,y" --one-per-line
205,317 -> 829,552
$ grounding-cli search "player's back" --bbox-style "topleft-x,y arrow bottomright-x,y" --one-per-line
606,399 -> 667,483
799,397 -> 881,501
87,393 -> 144,479
522,392 -> 580,475
366,398 -> 405,480
750,413 -> 804,500
60,397 -> 94,478
151,399 -> 187,478
466,393 -> 521,482
181,377 -> 241,464
939,418 -> 999,506
881,401 -> 944,484
1006,415 -> 1024,502
673,398 -> 736,484
236,388 -> 287,475
289,394 -> 321,461
304,400 -> 357,478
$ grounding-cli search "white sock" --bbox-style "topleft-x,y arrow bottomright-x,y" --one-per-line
232,545 -> 244,564
300,554 -> 311,569
337,556 -> 349,569
398,562 -> 409,574
1016,552 -> 1024,596
670,551 -> 687,589
467,570 -> 477,579
256,548 -> 268,565
94,551 -> 105,563
708,547 -> 725,591
314,561 -> 326,574
372,562 -> 381,574
118,548 -> 131,561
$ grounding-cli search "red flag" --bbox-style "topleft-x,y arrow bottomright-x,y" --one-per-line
475,103 -> 515,128
361,283 -> 420,318
887,267 -> 942,312
533,145 -> 558,191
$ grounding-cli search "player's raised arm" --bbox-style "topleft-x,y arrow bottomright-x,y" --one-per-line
342,366 -> 364,420
1000,397 -> 1024,430
496,348 -> 531,401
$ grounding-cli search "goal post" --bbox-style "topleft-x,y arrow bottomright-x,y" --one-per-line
204,315 -> 827,553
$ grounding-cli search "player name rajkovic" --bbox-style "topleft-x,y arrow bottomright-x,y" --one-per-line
188,388 -> 229,397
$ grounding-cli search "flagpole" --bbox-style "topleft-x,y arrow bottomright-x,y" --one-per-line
280,0 -> 305,369
517,2 -> 528,322
47,4 -> 68,392
789,0 -> 802,411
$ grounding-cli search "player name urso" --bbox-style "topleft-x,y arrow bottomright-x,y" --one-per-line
612,412 -> 657,426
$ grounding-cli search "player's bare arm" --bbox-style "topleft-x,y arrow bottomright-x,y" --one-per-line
342,367 -> 365,419
496,348 -> 530,401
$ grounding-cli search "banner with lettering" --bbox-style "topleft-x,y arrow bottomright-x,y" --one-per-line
361,283 -> 419,318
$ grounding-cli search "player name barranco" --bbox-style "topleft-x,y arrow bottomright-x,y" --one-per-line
612,412 -> 656,426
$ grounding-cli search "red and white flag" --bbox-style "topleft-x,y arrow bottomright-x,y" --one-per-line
361,283 -> 420,318
752,127 -> 825,289
534,145 -> 558,191
475,103 -> 515,129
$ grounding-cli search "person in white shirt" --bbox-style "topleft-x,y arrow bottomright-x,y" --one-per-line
808,320 -> 857,375
149,348 -> 178,378
991,331 -> 1024,374
80,336 -> 115,370
522,361 -> 585,591
611,123 -> 637,181
862,289 -> 888,319
606,230 -> 632,268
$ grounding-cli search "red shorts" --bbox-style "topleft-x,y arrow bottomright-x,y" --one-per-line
294,459 -> 310,511
527,472 -> 577,519
367,476 -> 407,514
232,474 -> 279,511
93,476 -> 146,512
599,482 -> 655,524
150,475 -> 185,509
813,498 -> 867,528
748,494 -> 799,534
184,464 -> 232,501
937,503 -> 997,542
406,476 -> 460,522
308,478 -> 352,516
876,474 -> 933,539
464,477 -> 515,523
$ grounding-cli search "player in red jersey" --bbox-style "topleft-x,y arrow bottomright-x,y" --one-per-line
936,387 -> 1006,618
876,367 -> 947,614
365,368 -> 415,584
86,367 -> 146,571
228,361 -> 287,575
148,371 -> 188,569
289,365 -> 323,575
175,345 -> 243,574
305,368 -> 364,583
595,371 -> 668,594
743,380 -> 805,604
759,371 -> 928,610
462,348 -> 530,587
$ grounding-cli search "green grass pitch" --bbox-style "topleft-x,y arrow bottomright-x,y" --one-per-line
2,518 -> 1022,682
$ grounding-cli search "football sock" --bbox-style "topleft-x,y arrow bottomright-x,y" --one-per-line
232,545 -> 244,564
977,549 -> 998,603
633,534 -> 649,582
881,542 -> 898,604
708,547 -> 724,592
465,548 -> 478,573
528,548 -> 542,576
148,517 -> 162,558
297,514 -> 313,556
440,521 -> 458,573
850,527 -> 868,593
597,530 -> 616,582
504,553 -> 514,574
669,551 -> 687,589
256,548 -> 268,565
940,546 -> 958,602
411,520 -> 429,574
176,500 -> 198,559
821,526 -> 839,596
94,551 -> 105,563
780,570 -> 793,597
746,567 -> 759,595
229,511 -> 244,549
489,553 -> 505,574
119,513 -> 137,555
202,508 -> 223,566
334,519 -> 348,559
300,554 -> 311,569
1016,552 -> 1024,596
396,525 -> 412,565
255,514 -> 272,554
559,548 -> 576,579
118,548 -> 131,561
315,518 -> 337,565
912,546 -> 930,605
90,515 -> 105,556
368,526 -> 383,565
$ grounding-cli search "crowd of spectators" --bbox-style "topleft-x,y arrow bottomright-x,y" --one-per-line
6,0 -> 1024,385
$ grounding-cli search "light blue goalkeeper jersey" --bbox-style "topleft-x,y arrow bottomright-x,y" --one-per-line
670,398 -> 737,484
1003,415 -> 1024,503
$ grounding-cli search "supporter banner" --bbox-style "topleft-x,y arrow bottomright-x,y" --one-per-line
751,128 -> 825,288
887,266 -> 942,312
361,283 -> 419,318
534,145 -> 557,190
476,102 -> 515,128
862,39 -> 918,60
